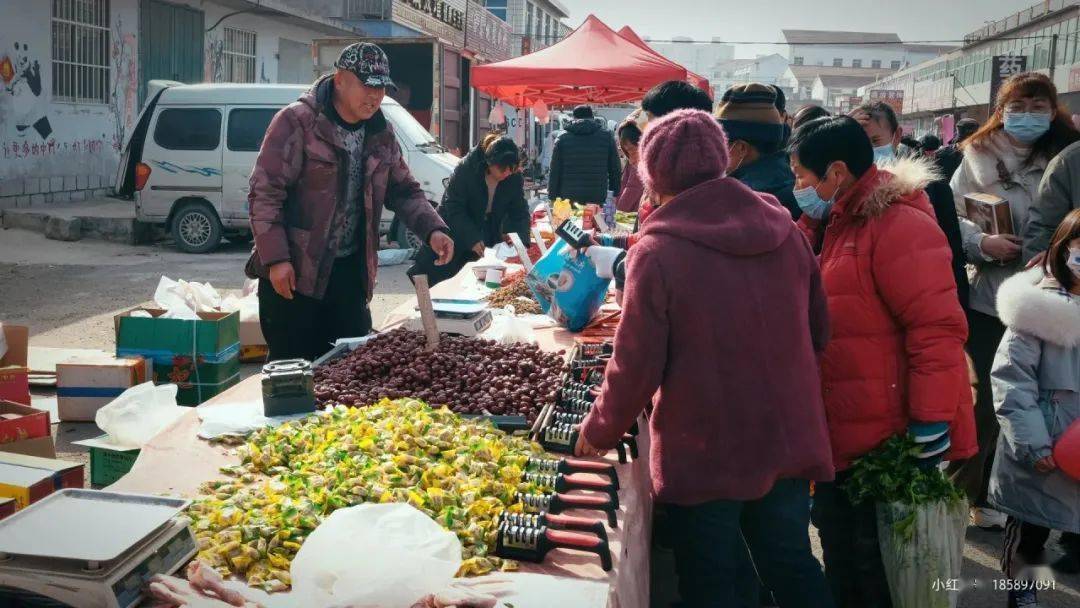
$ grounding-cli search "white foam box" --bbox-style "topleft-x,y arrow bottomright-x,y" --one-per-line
56,356 -> 148,422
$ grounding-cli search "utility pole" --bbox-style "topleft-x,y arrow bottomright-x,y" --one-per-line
1050,33 -> 1059,80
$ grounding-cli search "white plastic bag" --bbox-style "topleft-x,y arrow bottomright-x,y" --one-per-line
877,499 -> 967,608
95,382 -> 186,449
153,275 -> 222,316
291,503 -> 462,608
481,308 -> 537,345
196,400 -> 312,440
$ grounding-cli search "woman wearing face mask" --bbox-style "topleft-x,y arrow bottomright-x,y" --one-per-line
850,101 -> 969,311
988,208 -> 1080,608
407,134 -> 530,287
947,72 -> 1080,531
789,116 -> 976,608
614,117 -> 644,212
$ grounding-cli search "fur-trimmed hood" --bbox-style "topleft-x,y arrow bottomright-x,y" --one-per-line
997,267 -> 1080,347
848,155 -> 940,219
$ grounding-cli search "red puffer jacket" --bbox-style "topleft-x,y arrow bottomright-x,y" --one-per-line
799,158 -> 977,470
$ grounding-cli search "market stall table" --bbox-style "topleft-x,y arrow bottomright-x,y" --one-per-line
109,268 -> 650,608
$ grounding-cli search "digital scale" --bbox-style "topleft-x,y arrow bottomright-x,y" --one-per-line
0,489 -> 196,608
404,298 -> 493,337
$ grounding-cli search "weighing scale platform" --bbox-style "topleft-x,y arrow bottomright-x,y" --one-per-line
0,490 -> 196,608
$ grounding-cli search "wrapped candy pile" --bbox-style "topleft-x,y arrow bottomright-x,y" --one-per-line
187,399 -> 549,591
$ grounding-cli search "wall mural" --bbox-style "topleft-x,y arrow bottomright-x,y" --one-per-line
110,16 -> 137,151
206,38 -> 225,83
1,41 -> 52,140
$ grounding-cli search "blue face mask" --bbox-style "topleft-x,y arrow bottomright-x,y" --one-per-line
872,143 -> 896,164
1003,111 -> 1052,144
793,182 -> 835,220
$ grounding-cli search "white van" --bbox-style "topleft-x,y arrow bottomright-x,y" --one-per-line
115,82 -> 459,253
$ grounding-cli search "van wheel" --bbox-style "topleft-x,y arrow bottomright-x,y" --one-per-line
172,202 -> 222,254
395,221 -> 424,252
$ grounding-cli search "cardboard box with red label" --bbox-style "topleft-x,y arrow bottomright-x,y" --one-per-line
56,356 -> 149,421
0,400 -> 50,446
0,325 -> 29,406
0,451 -> 83,510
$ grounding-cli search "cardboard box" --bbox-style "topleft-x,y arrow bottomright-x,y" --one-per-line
239,320 -> 268,363
0,325 -> 29,405
115,309 -> 241,405
0,400 -> 50,445
964,193 -> 1015,236
0,436 -> 56,459
0,497 -> 15,520
72,435 -> 140,487
0,451 -> 83,509
56,356 -> 148,421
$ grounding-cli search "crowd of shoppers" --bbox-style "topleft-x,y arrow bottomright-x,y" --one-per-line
564,71 -> 1080,608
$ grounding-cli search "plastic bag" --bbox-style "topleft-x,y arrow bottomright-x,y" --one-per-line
378,248 -> 414,267
876,499 -> 967,608
95,382 -> 186,449
291,503 -> 462,608
525,239 -> 611,332
153,275 -> 222,315
196,400 -> 311,440
481,308 -> 537,345
219,293 -> 258,323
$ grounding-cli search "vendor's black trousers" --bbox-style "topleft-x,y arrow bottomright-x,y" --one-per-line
946,310 -> 1007,506
811,471 -> 892,608
258,254 -> 372,363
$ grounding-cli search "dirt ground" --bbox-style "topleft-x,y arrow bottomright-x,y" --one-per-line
2,228 -> 1078,607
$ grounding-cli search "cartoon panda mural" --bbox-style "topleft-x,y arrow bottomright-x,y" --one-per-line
3,42 -> 52,140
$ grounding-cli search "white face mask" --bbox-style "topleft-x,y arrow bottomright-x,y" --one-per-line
1067,246 -> 1080,279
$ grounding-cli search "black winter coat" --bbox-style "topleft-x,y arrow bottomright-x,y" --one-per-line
548,119 -> 621,204
407,145 -> 531,287
925,179 -> 970,311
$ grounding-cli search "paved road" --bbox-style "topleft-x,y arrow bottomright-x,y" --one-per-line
2,229 -> 1077,606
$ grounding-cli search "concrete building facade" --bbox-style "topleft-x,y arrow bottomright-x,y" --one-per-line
0,0 -> 358,209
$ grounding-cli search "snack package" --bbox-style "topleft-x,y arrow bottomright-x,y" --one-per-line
525,239 -> 610,332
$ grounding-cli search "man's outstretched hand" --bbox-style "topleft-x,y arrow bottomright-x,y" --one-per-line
430,230 -> 454,266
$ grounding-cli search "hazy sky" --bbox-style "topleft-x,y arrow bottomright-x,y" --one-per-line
559,0 -> 1038,58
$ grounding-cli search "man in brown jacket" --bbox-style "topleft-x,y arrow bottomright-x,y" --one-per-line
247,43 -> 453,361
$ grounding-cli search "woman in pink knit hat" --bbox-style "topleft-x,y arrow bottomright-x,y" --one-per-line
576,109 -> 837,607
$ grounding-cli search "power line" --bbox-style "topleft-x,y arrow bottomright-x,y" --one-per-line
515,34 -> 1063,45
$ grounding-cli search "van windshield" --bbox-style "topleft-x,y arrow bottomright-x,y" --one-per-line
383,103 -> 442,152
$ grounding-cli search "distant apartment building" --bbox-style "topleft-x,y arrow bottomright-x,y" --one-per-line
711,53 -> 790,98
645,36 -> 735,80
482,0 -> 570,55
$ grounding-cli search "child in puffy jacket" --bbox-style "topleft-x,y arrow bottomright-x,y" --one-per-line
989,208 -> 1080,608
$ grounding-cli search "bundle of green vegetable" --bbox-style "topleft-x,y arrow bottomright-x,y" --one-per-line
845,435 -> 964,509
845,434 -> 967,608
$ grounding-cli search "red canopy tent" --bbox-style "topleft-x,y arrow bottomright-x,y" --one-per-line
471,15 -> 689,108
617,26 -> 712,98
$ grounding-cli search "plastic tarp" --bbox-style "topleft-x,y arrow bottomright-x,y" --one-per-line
471,15 -> 689,108
616,26 -> 712,98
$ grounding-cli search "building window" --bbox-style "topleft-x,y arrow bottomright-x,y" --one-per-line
525,2 -> 533,38
535,10 -> 543,45
484,0 -> 507,21
852,59 -> 862,68
223,27 -> 256,83
793,56 -> 804,65
833,58 -> 843,67
891,60 -> 902,69
545,13 -> 552,44
51,0 -> 110,104
872,60 -> 881,68
345,0 -> 390,19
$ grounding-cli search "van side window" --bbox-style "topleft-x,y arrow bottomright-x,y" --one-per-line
154,109 -> 222,151
228,109 -> 279,152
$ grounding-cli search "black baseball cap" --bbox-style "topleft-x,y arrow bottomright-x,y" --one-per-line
335,42 -> 397,91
